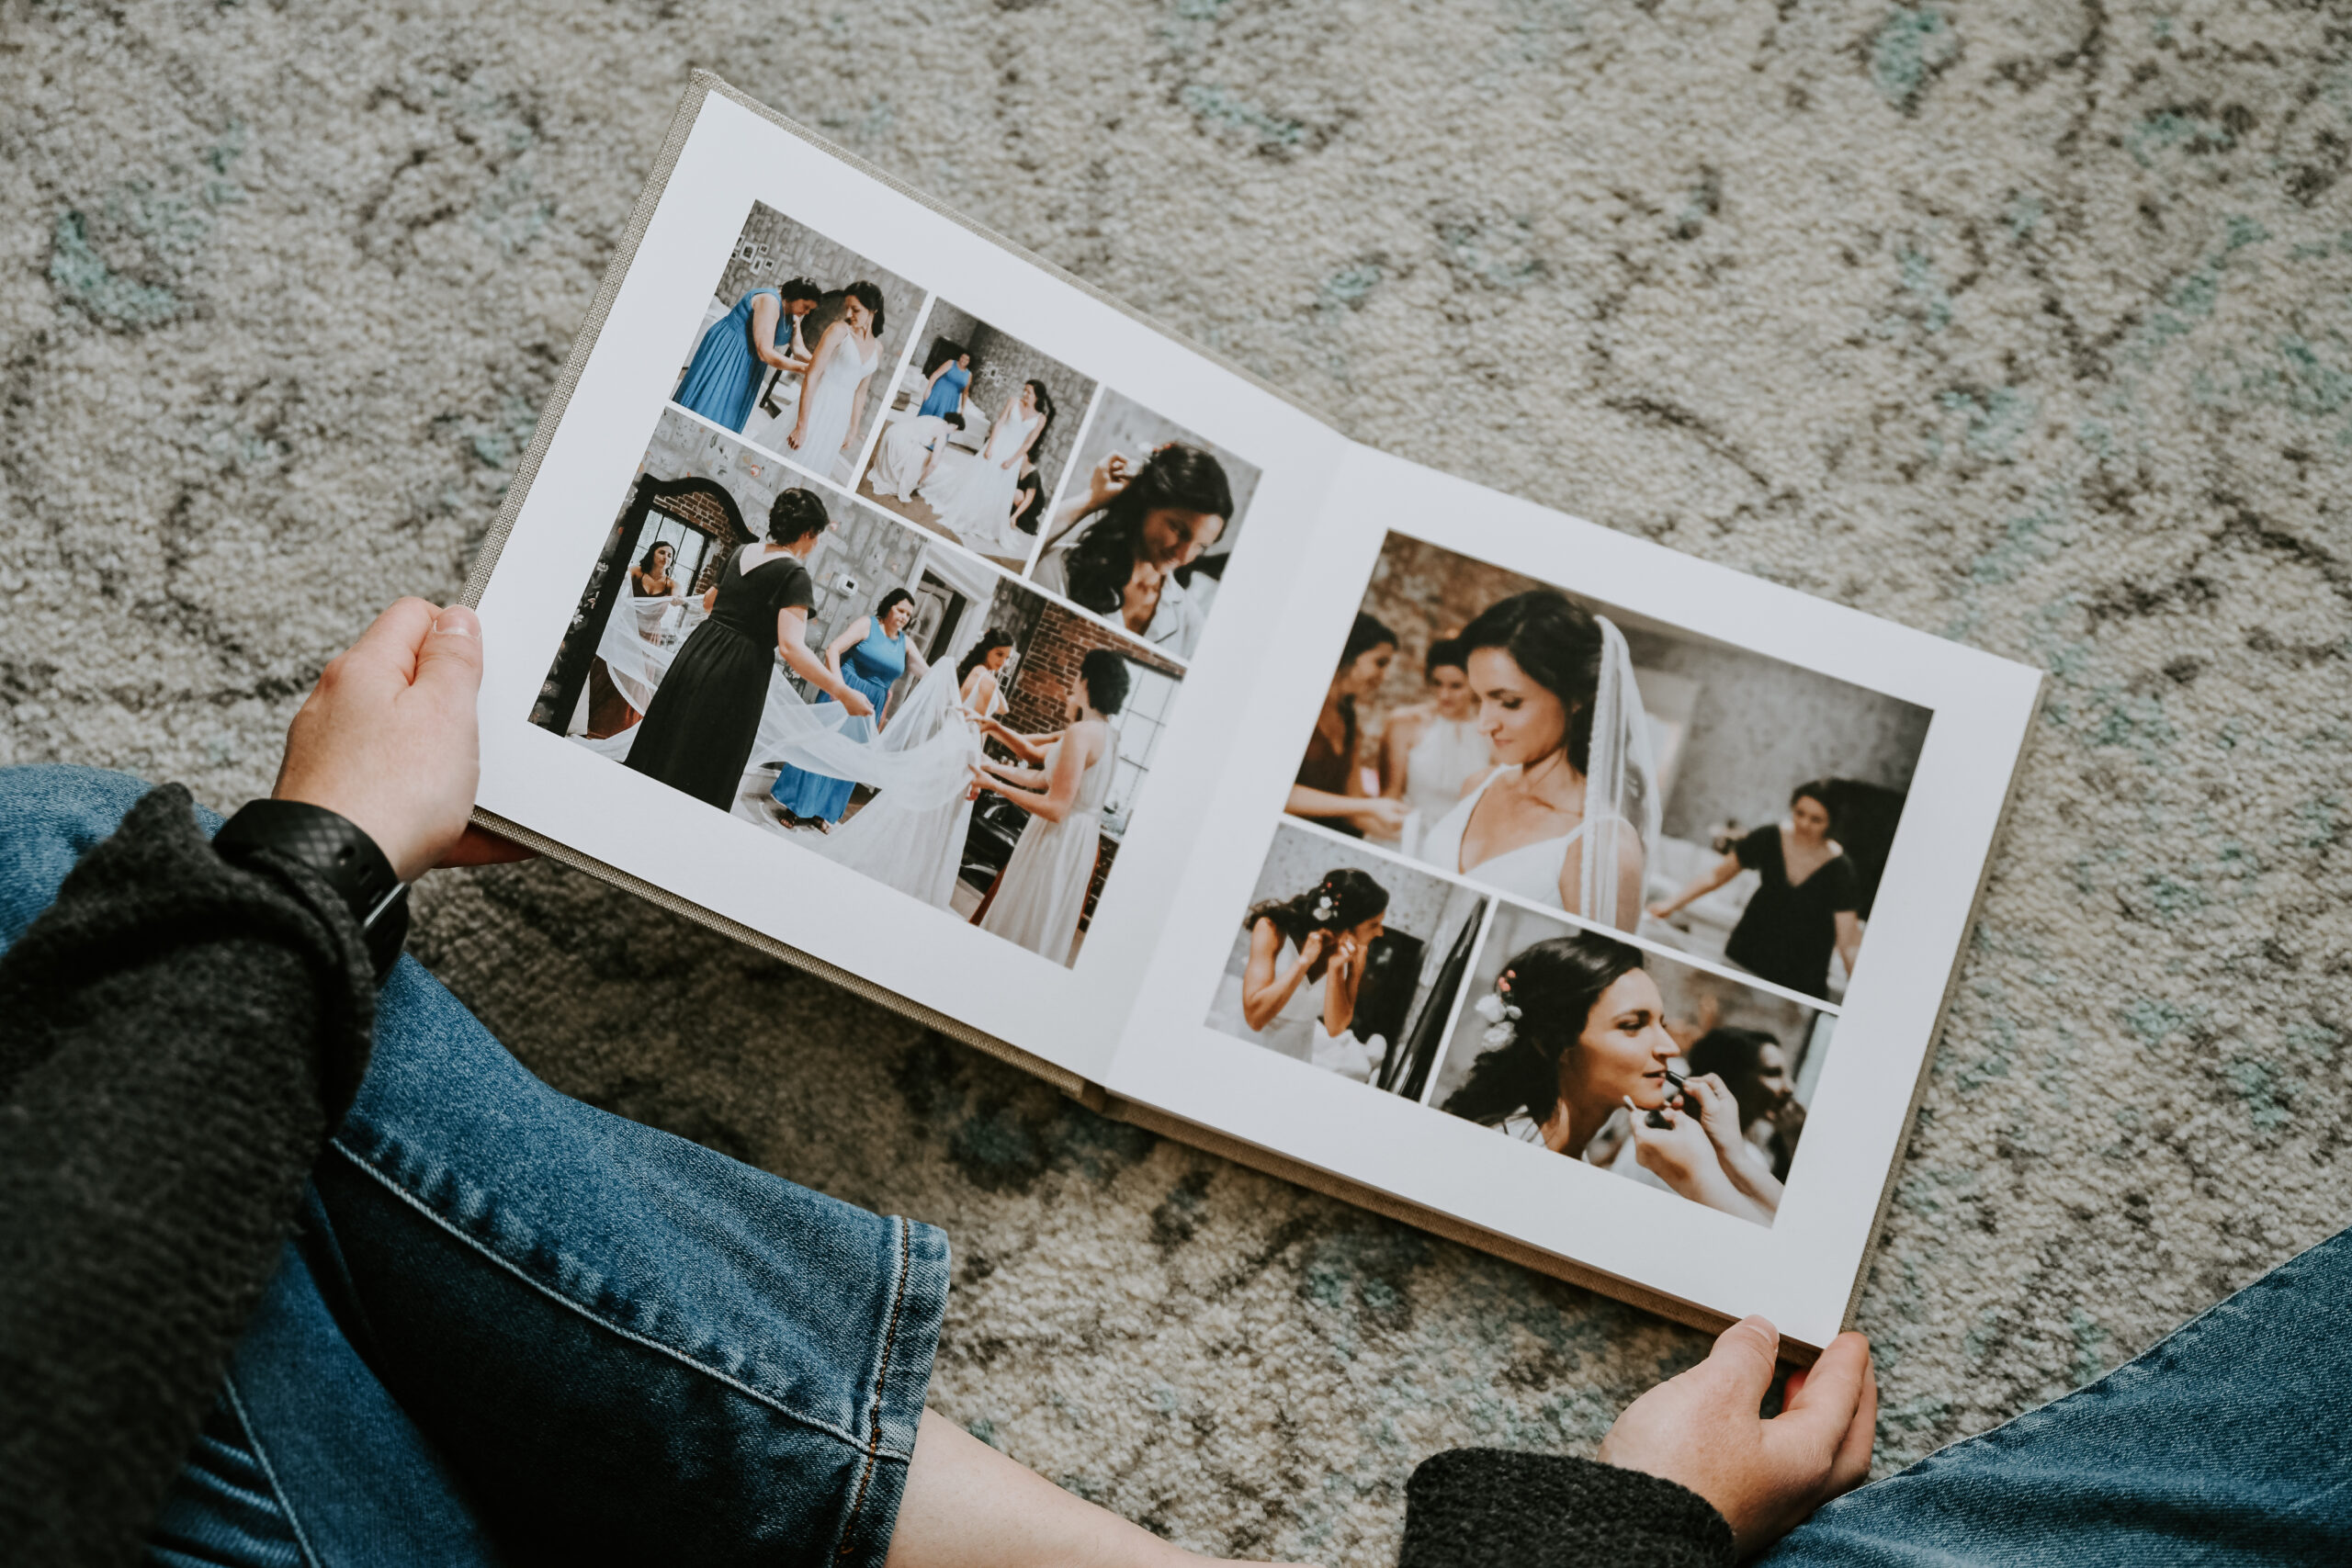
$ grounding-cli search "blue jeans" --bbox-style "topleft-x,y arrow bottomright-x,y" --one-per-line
0,767 -> 948,1568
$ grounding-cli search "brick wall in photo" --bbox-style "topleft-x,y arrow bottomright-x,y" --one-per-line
994,602 -> 1183,926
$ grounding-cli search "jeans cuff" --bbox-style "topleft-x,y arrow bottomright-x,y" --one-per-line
835,1215 -> 951,1567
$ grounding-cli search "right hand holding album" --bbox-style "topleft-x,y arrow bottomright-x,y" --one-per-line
1597,1318 -> 1876,1559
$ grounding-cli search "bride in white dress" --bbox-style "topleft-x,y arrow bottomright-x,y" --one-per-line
807,630 -> 1015,908
921,379 -> 1052,554
1416,591 -> 1658,931
1216,866 -> 1390,1084
1378,637 -> 1495,857
969,646 -> 1123,964
787,281 -> 887,481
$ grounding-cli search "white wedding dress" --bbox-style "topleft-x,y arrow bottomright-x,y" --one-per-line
1397,714 -> 1493,859
809,671 -> 1004,907
869,412 -> 953,501
795,330 -> 881,479
921,405 -> 1037,553
978,728 -> 1109,964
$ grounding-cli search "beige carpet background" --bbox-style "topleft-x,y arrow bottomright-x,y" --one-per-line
4,2 -> 2348,1561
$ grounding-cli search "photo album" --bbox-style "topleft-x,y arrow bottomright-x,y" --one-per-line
465,75 -> 2043,1356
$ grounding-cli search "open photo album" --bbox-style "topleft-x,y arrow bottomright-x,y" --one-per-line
465,76 -> 2044,1356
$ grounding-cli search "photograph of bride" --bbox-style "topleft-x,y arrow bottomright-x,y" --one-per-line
854,296 -> 1096,574
1426,903 -> 1832,1227
669,201 -> 919,488
1285,532 -> 1931,1004
1206,823 -> 1488,1096
1026,389 -> 1261,662
531,407 -> 1186,969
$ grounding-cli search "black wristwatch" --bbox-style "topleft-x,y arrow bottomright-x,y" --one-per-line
213,799 -> 411,980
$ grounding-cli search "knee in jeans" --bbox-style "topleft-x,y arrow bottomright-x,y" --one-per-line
0,765 -> 186,951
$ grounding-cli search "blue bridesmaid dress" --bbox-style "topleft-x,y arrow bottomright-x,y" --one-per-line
771,615 -> 909,821
674,288 -> 782,432
916,363 -> 970,420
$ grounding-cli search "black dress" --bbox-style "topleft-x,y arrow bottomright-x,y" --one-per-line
622,547 -> 814,809
1722,825 -> 1860,998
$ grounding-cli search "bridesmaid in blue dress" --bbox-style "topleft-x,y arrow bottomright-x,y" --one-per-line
771,587 -> 928,827
915,346 -> 972,420
674,280 -> 820,433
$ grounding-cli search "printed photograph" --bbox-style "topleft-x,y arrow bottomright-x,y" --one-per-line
670,201 -> 919,488
1027,389 -> 1261,662
1428,903 -> 1832,1227
532,409 -> 1185,967
1286,532 -> 1931,1003
856,296 -> 1097,573
1204,823 -> 1487,1098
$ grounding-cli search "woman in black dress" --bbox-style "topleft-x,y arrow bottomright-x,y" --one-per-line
1647,781 -> 1862,999
621,489 -> 873,809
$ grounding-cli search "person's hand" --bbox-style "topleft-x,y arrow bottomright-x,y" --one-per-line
837,687 -> 876,719
1679,1074 -> 1750,1168
1329,932 -> 1361,981
1623,1099 -> 1714,1190
274,599 -> 527,882
1597,1318 -> 1876,1558
1297,930 -> 1330,970
1001,456 -> 1016,469
1646,899 -> 1674,920
1350,795 -> 1409,837
1085,450 -> 1134,509
787,425 -> 806,450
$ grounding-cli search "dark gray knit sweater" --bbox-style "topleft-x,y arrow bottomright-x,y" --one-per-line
0,785 -> 1735,1567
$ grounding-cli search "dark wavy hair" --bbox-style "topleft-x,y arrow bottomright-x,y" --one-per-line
957,628 -> 1015,686
928,339 -> 967,376
636,540 -> 675,577
841,279 -> 887,335
1079,648 -> 1132,716
1455,591 -> 1605,774
1244,867 -> 1390,983
1425,636 -> 1468,678
779,276 -> 824,306
766,488 -> 831,545
1441,932 -> 1645,1128
1791,780 -> 1835,829
875,587 -> 914,625
1061,444 -> 1235,615
1021,378 -> 1056,455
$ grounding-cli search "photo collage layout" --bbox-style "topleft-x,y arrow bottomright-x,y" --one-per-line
531,202 -> 1253,967
1204,530 -> 1928,1225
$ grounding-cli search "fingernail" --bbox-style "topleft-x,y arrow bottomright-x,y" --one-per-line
435,606 -> 481,638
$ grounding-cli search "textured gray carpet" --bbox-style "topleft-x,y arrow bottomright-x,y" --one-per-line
5,2 -> 2349,1561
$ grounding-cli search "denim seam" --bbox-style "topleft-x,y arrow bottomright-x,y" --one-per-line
837,1214 -> 913,1559
328,1134 -> 884,1457
221,1372 -> 324,1568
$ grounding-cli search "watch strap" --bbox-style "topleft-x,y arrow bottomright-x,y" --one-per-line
213,799 -> 410,979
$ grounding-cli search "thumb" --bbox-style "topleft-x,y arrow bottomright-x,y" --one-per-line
412,604 -> 484,705
1775,1330 -> 1871,1452
1703,1315 -> 1783,1408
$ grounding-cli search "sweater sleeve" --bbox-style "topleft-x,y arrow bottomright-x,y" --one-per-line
1399,1449 -> 1736,1568
0,784 -> 378,1568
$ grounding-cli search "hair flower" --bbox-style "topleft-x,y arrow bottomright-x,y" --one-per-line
1473,992 -> 1509,1024
1312,896 -> 1336,922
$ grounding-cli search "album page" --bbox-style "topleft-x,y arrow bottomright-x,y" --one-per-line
1100,446 -> 2043,1348
469,83 -> 1351,1083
